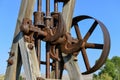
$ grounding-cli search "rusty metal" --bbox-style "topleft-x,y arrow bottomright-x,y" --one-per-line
28,43 -> 34,50
71,15 -> 110,74
7,58 -> 13,65
33,12 -> 45,27
49,45 -> 60,61
7,52 -> 15,66
55,48 -> 59,79
20,1 -> 66,78
35,39 -> 41,68
36,77 -> 45,80
21,5 -> 66,43
54,0 -> 58,13
19,0 -> 110,79
42,13 -> 66,42
46,43 -> 50,78
34,0 -> 43,69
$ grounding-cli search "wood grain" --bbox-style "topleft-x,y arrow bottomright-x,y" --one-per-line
62,0 -> 84,80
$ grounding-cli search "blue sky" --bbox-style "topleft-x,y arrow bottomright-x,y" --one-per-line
0,0 -> 120,74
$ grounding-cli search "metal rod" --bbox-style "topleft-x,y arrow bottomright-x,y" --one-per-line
36,39 -> 41,69
84,21 -> 98,42
55,48 -> 59,79
46,43 -> 50,78
46,0 -> 51,28
46,0 -> 50,16
37,0 -> 42,12
74,24 -> 82,40
54,0 -> 58,12
35,0 -> 42,69
81,48 -> 91,71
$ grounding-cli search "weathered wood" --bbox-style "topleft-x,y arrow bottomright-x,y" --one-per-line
62,0 -> 84,80
63,55 -> 84,80
5,0 -> 41,80
5,1 -> 28,80
18,0 -> 41,79
62,0 -> 76,32
19,32 -> 41,80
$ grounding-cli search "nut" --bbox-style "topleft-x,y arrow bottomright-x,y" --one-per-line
28,43 -> 34,50
7,58 -> 13,65
36,77 -> 45,80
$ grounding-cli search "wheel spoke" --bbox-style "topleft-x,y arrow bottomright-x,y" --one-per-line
74,24 -> 82,40
81,48 -> 91,71
83,21 -> 98,42
85,43 -> 103,49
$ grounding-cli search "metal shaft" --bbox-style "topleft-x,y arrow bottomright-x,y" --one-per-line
36,0 -> 42,69
37,0 -> 42,12
46,0 -> 50,16
35,39 -> 41,69
54,0 -> 58,13
45,0 -> 51,29
55,48 -> 59,79
46,43 -> 50,78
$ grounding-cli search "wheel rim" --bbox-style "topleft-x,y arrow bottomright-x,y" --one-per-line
72,15 -> 111,74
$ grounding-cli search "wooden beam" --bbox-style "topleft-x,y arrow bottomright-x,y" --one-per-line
62,0 -> 84,80
19,33 -> 41,80
5,1 -> 28,80
62,0 -> 76,32
5,0 -> 41,80
18,0 -> 41,79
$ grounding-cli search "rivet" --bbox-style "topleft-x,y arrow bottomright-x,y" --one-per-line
7,58 -> 13,65
28,43 -> 34,50
36,77 -> 45,80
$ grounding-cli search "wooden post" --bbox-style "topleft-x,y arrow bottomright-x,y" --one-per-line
62,0 -> 84,80
19,35 -> 41,80
62,0 -> 75,32
5,1 -> 28,80
5,0 -> 41,80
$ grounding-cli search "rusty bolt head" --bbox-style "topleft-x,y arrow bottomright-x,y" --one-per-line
28,43 -> 34,50
36,77 -> 45,80
20,18 -> 32,34
7,58 -> 13,65
24,35 -> 30,42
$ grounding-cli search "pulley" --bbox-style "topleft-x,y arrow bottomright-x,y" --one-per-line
61,15 -> 110,74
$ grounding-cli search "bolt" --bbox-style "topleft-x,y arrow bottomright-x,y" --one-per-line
24,35 -> 30,42
28,43 -> 34,50
7,58 -> 13,65
36,77 -> 45,80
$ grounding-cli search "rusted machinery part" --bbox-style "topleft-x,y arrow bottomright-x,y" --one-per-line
60,32 -> 83,54
20,18 -> 47,37
36,77 -> 45,80
20,13 -> 66,43
20,18 -> 32,34
49,45 -> 60,61
71,15 -> 110,74
43,13 -> 66,42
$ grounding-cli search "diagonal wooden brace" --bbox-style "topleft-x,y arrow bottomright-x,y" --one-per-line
62,0 -> 84,80
5,0 -> 41,80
